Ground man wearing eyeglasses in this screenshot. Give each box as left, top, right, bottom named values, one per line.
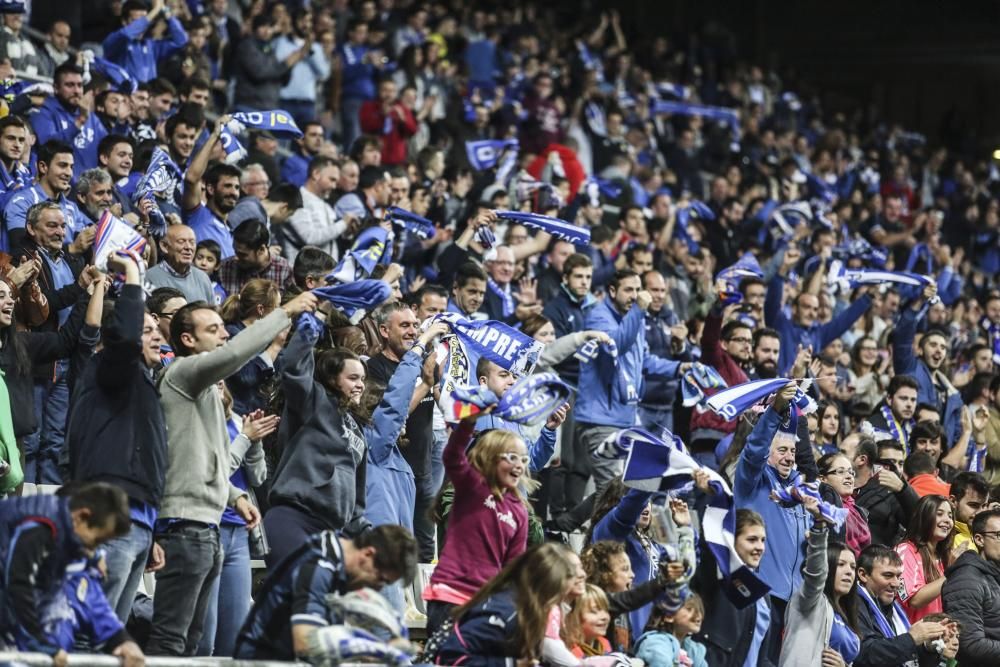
left=854, top=438, right=921, bottom=548
left=942, top=508, right=1000, bottom=663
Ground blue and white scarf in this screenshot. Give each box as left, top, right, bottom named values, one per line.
left=465, top=139, right=519, bottom=171
left=327, top=227, right=393, bottom=284
left=386, top=206, right=435, bottom=240
left=857, top=584, right=911, bottom=640
left=486, top=278, right=514, bottom=319
left=681, top=363, right=728, bottom=407
left=494, top=210, right=591, bottom=246
left=770, top=480, right=848, bottom=530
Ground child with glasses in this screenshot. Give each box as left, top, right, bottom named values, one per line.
left=422, top=411, right=538, bottom=639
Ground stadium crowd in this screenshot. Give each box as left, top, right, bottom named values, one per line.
left=2, top=0, right=1000, bottom=666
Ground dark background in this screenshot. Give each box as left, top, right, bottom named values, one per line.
left=614, top=0, right=1000, bottom=154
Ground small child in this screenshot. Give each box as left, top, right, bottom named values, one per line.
left=194, top=239, right=226, bottom=305
left=565, top=584, right=612, bottom=658
left=634, top=595, right=708, bottom=667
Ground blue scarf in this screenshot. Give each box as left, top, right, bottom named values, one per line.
left=770, top=481, right=848, bottom=530
left=857, top=584, right=910, bottom=640
left=879, top=404, right=912, bottom=451
left=681, top=363, right=728, bottom=407
left=230, top=110, right=303, bottom=138
left=386, top=206, right=435, bottom=240
left=465, top=139, right=518, bottom=170
left=674, top=201, right=714, bottom=253
left=486, top=278, right=514, bottom=319
left=494, top=210, right=591, bottom=246
left=311, top=279, right=391, bottom=319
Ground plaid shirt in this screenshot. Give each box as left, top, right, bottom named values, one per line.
left=218, top=255, right=295, bottom=297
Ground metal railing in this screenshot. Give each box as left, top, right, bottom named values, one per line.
left=0, top=653, right=312, bottom=666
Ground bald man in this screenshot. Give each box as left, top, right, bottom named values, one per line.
left=146, top=224, right=216, bottom=303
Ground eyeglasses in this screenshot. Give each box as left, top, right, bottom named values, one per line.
left=158, top=310, right=179, bottom=320
left=823, top=468, right=856, bottom=478
left=498, top=452, right=529, bottom=466
left=726, top=337, right=753, bottom=344
left=978, top=531, right=1000, bottom=542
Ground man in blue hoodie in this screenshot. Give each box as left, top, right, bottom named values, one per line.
left=733, top=381, right=812, bottom=665
left=101, top=0, right=188, bottom=84
left=31, top=63, right=86, bottom=148
left=575, top=269, right=688, bottom=491
left=893, top=282, right=965, bottom=446
left=764, top=246, right=874, bottom=374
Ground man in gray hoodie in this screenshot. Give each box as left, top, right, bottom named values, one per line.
left=146, top=290, right=317, bottom=656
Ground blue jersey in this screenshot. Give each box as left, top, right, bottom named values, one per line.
left=234, top=531, right=349, bottom=660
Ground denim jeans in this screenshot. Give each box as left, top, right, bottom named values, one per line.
left=430, top=428, right=446, bottom=493
left=24, top=361, right=69, bottom=484
left=101, top=523, right=153, bottom=623
left=146, top=522, right=223, bottom=656
left=197, top=524, right=252, bottom=657
left=413, top=470, right=437, bottom=563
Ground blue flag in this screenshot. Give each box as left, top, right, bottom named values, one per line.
left=674, top=201, right=714, bottom=253
left=328, top=227, right=393, bottom=284
left=466, top=139, right=518, bottom=170
left=715, top=252, right=764, bottom=303
left=386, top=206, right=435, bottom=240
left=494, top=210, right=590, bottom=245
left=133, top=147, right=182, bottom=235
left=495, top=372, right=572, bottom=426
left=93, top=57, right=137, bottom=94
left=706, top=378, right=815, bottom=422
left=681, top=363, right=728, bottom=408
left=618, top=428, right=770, bottom=608
left=229, top=110, right=303, bottom=138
left=312, top=279, right=392, bottom=318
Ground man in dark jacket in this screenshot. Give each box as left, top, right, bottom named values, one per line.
left=855, top=544, right=946, bottom=667
left=943, top=508, right=1000, bottom=663
left=67, top=253, right=167, bottom=623
left=638, top=269, right=690, bottom=438
left=17, top=201, right=96, bottom=484
left=541, top=252, right=595, bottom=514
left=232, top=14, right=310, bottom=112
left=854, top=439, right=920, bottom=547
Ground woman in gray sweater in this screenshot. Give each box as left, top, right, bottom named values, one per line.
left=779, top=496, right=861, bottom=667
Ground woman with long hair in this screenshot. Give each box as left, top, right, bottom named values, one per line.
left=263, top=310, right=434, bottom=570
left=895, top=494, right=962, bottom=623
left=220, top=279, right=283, bottom=414
left=847, top=336, right=886, bottom=413
left=779, top=493, right=861, bottom=667
left=817, top=452, right=871, bottom=555
left=429, top=543, right=578, bottom=666
left=815, top=401, right=842, bottom=456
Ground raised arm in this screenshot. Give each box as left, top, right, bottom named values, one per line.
left=168, top=292, right=315, bottom=397
left=734, top=383, right=796, bottom=500
left=96, top=259, right=143, bottom=391
left=182, top=115, right=230, bottom=211
left=592, top=487, right=654, bottom=542
left=366, top=349, right=423, bottom=466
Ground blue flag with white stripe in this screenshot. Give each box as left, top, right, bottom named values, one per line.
left=133, top=147, right=182, bottom=235
left=312, top=279, right=392, bottom=318
left=327, top=226, right=393, bottom=284
left=219, top=128, right=247, bottom=165
left=715, top=252, right=763, bottom=303
left=706, top=378, right=815, bottom=421
left=494, top=210, right=590, bottom=245
left=386, top=206, right=435, bottom=240
left=93, top=57, right=137, bottom=94
left=618, top=428, right=770, bottom=607
left=466, top=139, right=518, bottom=170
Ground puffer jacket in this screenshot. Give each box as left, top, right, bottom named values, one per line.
left=942, top=549, right=1000, bottom=663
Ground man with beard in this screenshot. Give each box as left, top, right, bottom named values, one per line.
left=894, top=283, right=965, bottom=446
left=0, top=115, right=31, bottom=210
left=690, top=300, right=752, bottom=468
left=74, top=168, right=117, bottom=224
left=31, top=62, right=87, bottom=146
left=182, top=115, right=238, bottom=258
left=576, top=269, right=686, bottom=491
left=750, top=327, right=781, bottom=379
left=146, top=224, right=215, bottom=304
left=5, top=141, right=90, bottom=255
left=864, top=375, right=919, bottom=451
